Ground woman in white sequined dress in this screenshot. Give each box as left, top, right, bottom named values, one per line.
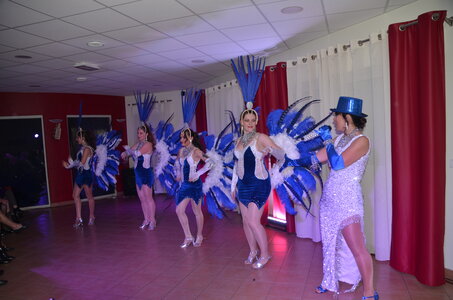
left=314, top=97, right=378, bottom=300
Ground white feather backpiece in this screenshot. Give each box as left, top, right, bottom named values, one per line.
left=270, top=133, right=300, bottom=160
left=202, top=150, right=223, bottom=194
left=154, top=140, right=170, bottom=177
left=270, top=165, right=294, bottom=189
left=95, top=144, right=107, bottom=176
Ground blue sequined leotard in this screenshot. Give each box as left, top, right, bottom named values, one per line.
left=176, top=154, right=203, bottom=205
left=75, top=146, right=94, bottom=188
left=233, top=137, right=271, bottom=209
left=133, top=142, right=154, bottom=190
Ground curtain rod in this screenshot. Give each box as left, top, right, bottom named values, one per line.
left=292, top=34, right=382, bottom=64
left=399, top=13, right=452, bottom=31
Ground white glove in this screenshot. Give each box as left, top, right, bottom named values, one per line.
left=189, top=158, right=214, bottom=181
left=65, top=157, right=81, bottom=169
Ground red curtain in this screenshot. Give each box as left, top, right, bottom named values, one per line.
left=195, top=90, right=209, bottom=213
left=255, top=62, right=295, bottom=233
left=388, top=11, right=446, bottom=286
left=195, top=90, right=207, bottom=133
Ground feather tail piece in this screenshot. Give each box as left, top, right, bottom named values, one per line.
left=181, top=88, right=202, bottom=125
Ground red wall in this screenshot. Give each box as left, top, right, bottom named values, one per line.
left=0, top=92, right=128, bottom=205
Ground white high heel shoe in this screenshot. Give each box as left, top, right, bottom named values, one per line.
left=180, top=237, right=194, bottom=248
left=73, top=218, right=83, bottom=228
left=252, top=256, right=272, bottom=269
left=244, top=250, right=258, bottom=265
left=139, top=220, right=150, bottom=230
left=193, top=236, right=203, bottom=247
left=148, top=221, right=156, bottom=231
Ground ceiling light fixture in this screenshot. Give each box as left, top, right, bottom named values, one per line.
left=76, top=77, right=87, bottom=81
left=191, top=59, right=205, bottom=63
left=87, top=41, right=104, bottom=47
left=281, top=6, right=303, bottom=14
left=74, top=62, right=100, bottom=71
left=15, top=55, right=32, bottom=59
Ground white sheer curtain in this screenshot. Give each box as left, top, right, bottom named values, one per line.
left=286, top=32, right=392, bottom=261
left=205, top=80, right=244, bottom=135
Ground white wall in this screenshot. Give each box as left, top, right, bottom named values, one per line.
left=444, top=7, right=453, bottom=272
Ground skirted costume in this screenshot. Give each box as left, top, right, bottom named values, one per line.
left=175, top=150, right=203, bottom=205
left=133, top=143, right=154, bottom=189
left=74, top=145, right=94, bottom=188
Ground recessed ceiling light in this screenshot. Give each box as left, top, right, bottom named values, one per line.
left=15, top=55, right=32, bottom=59
left=87, top=41, right=104, bottom=47
left=281, top=6, right=303, bottom=14
left=76, top=77, right=87, bottom=81
left=191, top=59, right=205, bottom=63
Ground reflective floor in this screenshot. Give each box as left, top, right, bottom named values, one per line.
left=1, top=194, right=451, bottom=300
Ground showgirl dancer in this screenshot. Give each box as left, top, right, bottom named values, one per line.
left=63, top=103, right=121, bottom=227
left=174, top=89, right=213, bottom=248
left=121, top=91, right=157, bottom=230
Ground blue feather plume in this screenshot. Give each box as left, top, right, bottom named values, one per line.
left=275, top=185, right=297, bottom=215
left=217, top=133, right=234, bottom=153
left=181, top=88, right=202, bottom=125
left=211, top=186, right=236, bottom=210
left=291, top=117, right=315, bottom=138
left=286, top=99, right=320, bottom=134
left=134, top=90, right=155, bottom=123
left=204, top=135, right=215, bottom=151
left=206, top=191, right=224, bottom=219
left=226, top=110, right=240, bottom=138
left=266, top=109, right=283, bottom=135
left=231, top=55, right=265, bottom=105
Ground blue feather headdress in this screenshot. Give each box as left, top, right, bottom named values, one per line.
left=181, top=88, right=202, bottom=139
left=134, top=90, right=155, bottom=131
left=231, top=55, right=265, bottom=125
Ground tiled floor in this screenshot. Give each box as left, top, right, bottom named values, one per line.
left=1, top=194, right=452, bottom=300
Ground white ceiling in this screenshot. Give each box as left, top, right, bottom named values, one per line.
left=0, top=0, right=415, bottom=96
